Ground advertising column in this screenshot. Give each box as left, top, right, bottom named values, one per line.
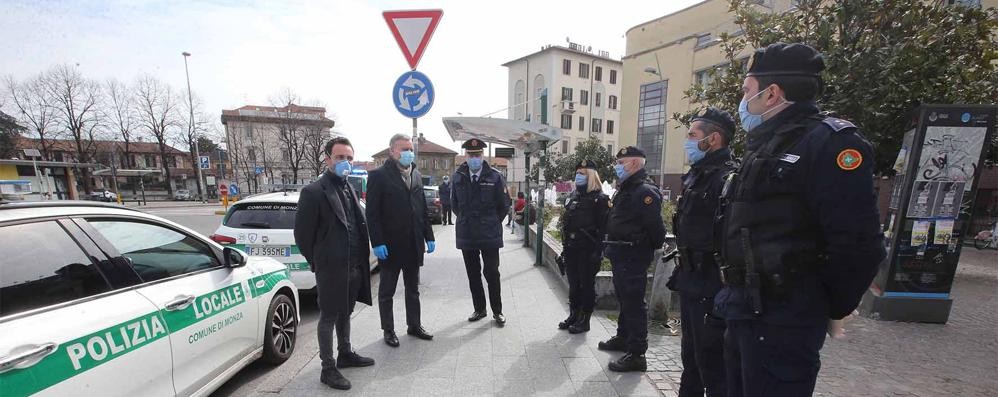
left=861, top=104, right=996, bottom=323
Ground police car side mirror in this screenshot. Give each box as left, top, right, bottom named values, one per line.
left=223, top=247, right=247, bottom=268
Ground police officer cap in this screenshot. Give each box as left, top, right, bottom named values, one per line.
left=575, top=159, right=597, bottom=170
left=746, top=42, right=825, bottom=78
left=691, top=107, right=735, bottom=142
left=462, top=138, right=486, bottom=152
left=616, top=146, right=645, bottom=159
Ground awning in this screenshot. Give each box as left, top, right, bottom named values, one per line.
left=0, top=159, right=100, bottom=168
left=441, top=117, right=563, bottom=153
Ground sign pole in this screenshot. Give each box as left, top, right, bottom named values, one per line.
left=413, top=118, right=419, bottom=158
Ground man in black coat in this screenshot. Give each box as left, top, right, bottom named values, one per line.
left=439, top=175, right=453, bottom=225
left=294, top=137, right=375, bottom=391
left=366, top=133, right=435, bottom=347
left=451, top=138, right=511, bottom=326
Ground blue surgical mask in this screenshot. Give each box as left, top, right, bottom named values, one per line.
left=468, top=157, right=483, bottom=171
left=614, top=164, right=628, bottom=180
left=399, top=150, right=415, bottom=167
left=575, top=173, right=588, bottom=187
left=738, top=87, right=788, bottom=132
left=684, top=138, right=707, bottom=164
left=333, top=159, right=352, bottom=177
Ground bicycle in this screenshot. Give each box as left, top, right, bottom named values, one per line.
left=973, top=227, right=997, bottom=250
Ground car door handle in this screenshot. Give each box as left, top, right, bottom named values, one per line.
left=0, top=343, right=58, bottom=374
left=165, top=295, right=197, bottom=311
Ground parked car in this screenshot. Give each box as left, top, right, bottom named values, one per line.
left=89, top=189, right=117, bottom=202
left=347, top=171, right=368, bottom=201
left=211, top=192, right=378, bottom=290
left=423, top=186, right=443, bottom=225
left=0, top=201, right=299, bottom=396
left=173, top=189, right=192, bottom=201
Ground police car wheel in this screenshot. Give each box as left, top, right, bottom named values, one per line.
left=262, top=293, right=297, bottom=364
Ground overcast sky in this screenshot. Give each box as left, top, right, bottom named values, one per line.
left=3, top=0, right=699, bottom=160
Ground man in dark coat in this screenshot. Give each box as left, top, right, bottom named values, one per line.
left=366, top=133, right=435, bottom=347
left=294, top=137, right=375, bottom=390
left=439, top=175, right=453, bottom=225
left=451, top=138, right=511, bottom=326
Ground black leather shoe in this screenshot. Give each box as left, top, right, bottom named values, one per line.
left=320, top=368, right=351, bottom=390
left=608, top=353, right=647, bottom=372
left=468, top=311, right=487, bottom=322
left=336, top=351, right=375, bottom=368
left=597, top=336, right=627, bottom=352
left=568, top=312, right=591, bottom=334
left=558, top=309, right=579, bottom=330
left=407, top=326, right=434, bottom=340
left=384, top=331, right=400, bottom=347
left=494, top=314, right=506, bottom=326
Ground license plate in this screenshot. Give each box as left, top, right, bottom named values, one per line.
left=247, top=246, right=290, bottom=257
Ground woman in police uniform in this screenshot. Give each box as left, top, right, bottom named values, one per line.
left=557, top=159, right=610, bottom=334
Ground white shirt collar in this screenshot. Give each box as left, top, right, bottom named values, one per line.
left=471, top=169, right=482, bottom=179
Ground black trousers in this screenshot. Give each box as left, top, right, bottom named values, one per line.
left=442, top=205, right=453, bottom=224
left=565, top=242, right=600, bottom=312
left=378, top=263, right=421, bottom=331
left=607, top=246, right=653, bottom=355
left=461, top=249, right=502, bottom=314
left=317, top=261, right=362, bottom=370
left=678, top=294, right=726, bottom=397
left=724, top=319, right=826, bottom=397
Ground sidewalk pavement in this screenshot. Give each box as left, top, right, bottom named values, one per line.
left=270, top=225, right=662, bottom=396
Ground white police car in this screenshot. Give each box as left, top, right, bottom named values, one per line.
left=211, top=192, right=377, bottom=291
left=0, top=201, right=299, bottom=397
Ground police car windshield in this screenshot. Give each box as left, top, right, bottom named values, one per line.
left=225, top=203, right=296, bottom=230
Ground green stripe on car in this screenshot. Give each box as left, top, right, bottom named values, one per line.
left=0, top=278, right=276, bottom=397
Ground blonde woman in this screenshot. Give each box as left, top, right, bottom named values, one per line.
left=556, top=159, right=610, bottom=333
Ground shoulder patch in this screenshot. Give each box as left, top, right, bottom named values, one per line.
left=836, top=149, right=863, bottom=171
left=643, top=196, right=653, bottom=205
left=822, top=117, right=856, bottom=133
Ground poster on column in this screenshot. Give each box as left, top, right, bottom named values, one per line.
left=933, top=219, right=954, bottom=246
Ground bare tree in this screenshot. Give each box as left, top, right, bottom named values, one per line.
left=42, top=65, right=103, bottom=194
left=105, top=79, right=138, bottom=168
left=135, top=75, right=179, bottom=196
left=303, top=125, right=328, bottom=180
left=178, top=91, right=213, bottom=197
left=270, top=88, right=311, bottom=184
left=6, top=74, right=60, bottom=160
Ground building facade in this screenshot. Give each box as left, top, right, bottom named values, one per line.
left=503, top=43, right=622, bottom=184
left=371, top=134, right=458, bottom=185
left=221, top=104, right=335, bottom=193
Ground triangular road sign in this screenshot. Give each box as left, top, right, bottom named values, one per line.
left=383, top=9, right=443, bottom=70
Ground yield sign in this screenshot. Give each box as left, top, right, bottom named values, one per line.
left=383, top=9, right=443, bottom=70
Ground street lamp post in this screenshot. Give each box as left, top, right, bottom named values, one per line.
left=182, top=51, right=206, bottom=202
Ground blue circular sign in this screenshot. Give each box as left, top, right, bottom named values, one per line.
left=229, top=184, right=240, bottom=195
left=393, top=71, right=434, bottom=118
left=961, top=112, right=971, bottom=123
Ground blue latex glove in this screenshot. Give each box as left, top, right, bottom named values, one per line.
left=426, top=241, right=436, bottom=253
left=373, top=245, right=389, bottom=260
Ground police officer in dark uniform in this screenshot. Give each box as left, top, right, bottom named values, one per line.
left=668, top=107, right=737, bottom=397
left=557, top=159, right=610, bottom=334
left=714, top=42, right=886, bottom=396
left=451, top=138, right=512, bottom=326
left=598, top=146, right=667, bottom=372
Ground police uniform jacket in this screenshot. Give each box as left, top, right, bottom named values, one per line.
left=606, top=168, right=667, bottom=252
left=714, top=101, right=886, bottom=326
left=672, top=147, right=735, bottom=298
left=561, top=188, right=610, bottom=248
left=451, top=161, right=511, bottom=250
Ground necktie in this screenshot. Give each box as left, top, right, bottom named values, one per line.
left=473, top=175, right=479, bottom=184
